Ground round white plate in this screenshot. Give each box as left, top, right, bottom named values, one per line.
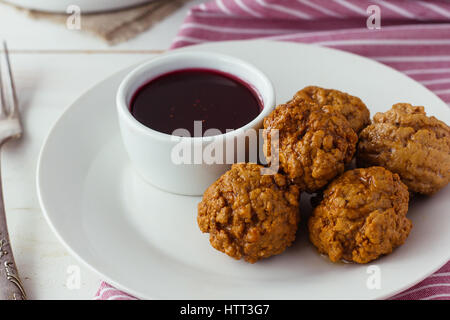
left=37, top=40, right=450, bottom=299
left=4, top=0, right=153, bottom=13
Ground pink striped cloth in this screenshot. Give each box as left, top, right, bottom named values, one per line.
left=95, top=0, right=450, bottom=300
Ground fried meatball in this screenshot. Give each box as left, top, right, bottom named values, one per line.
left=308, top=167, right=412, bottom=264
left=197, top=163, right=300, bottom=263
left=357, top=103, right=450, bottom=195
left=292, top=86, right=370, bottom=134
left=263, top=101, right=358, bottom=193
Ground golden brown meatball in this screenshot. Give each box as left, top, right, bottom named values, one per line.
left=263, top=101, right=358, bottom=193
left=308, top=167, right=412, bottom=264
left=357, top=103, right=450, bottom=195
left=292, top=86, right=370, bottom=134
left=197, top=163, right=300, bottom=263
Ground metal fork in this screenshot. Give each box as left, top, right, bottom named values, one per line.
left=0, top=41, right=26, bottom=300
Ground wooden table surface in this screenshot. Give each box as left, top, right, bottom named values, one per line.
left=0, top=0, right=203, bottom=299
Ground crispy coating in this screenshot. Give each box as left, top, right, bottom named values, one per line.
left=263, top=101, right=358, bottom=193
left=292, top=86, right=371, bottom=134
left=357, top=103, right=450, bottom=195
left=308, top=167, right=412, bottom=264
left=197, top=163, right=300, bottom=263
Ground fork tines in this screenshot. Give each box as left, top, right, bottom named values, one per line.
left=0, top=41, right=19, bottom=118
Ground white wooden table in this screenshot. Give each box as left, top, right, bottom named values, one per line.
left=0, top=0, right=204, bottom=299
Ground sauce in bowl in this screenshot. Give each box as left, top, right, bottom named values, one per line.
left=130, top=69, right=262, bottom=137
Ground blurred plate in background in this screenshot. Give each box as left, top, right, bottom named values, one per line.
left=3, top=0, right=154, bottom=13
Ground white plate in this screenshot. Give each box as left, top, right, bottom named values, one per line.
left=4, top=0, right=153, bottom=13
left=37, top=40, right=450, bottom=299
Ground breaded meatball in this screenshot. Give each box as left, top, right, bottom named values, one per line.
left=198, top=163, right=300, bottom=263
left=357, top=103, right=450, bottom=195
left=263, top=101, right=358, bottom=193
left=308, top=167, right=412, bottom=264
left=292, top=86, right=370, bottom=133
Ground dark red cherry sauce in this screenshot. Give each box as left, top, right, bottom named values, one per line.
left=130, top=69, right=262, bottom=137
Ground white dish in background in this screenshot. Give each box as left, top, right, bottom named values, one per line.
left=3, top=0, right=153, bottom=13
left=37, top=40, right=450, bottom=299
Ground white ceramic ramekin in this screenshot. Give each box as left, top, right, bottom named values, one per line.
left=116, top=51, right=275, bottom=196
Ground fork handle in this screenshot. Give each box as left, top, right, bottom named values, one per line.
left=0, top=157, right=26, bottom=300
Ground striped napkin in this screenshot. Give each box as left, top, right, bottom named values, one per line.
left=95, top=0, right=450, bottom=300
